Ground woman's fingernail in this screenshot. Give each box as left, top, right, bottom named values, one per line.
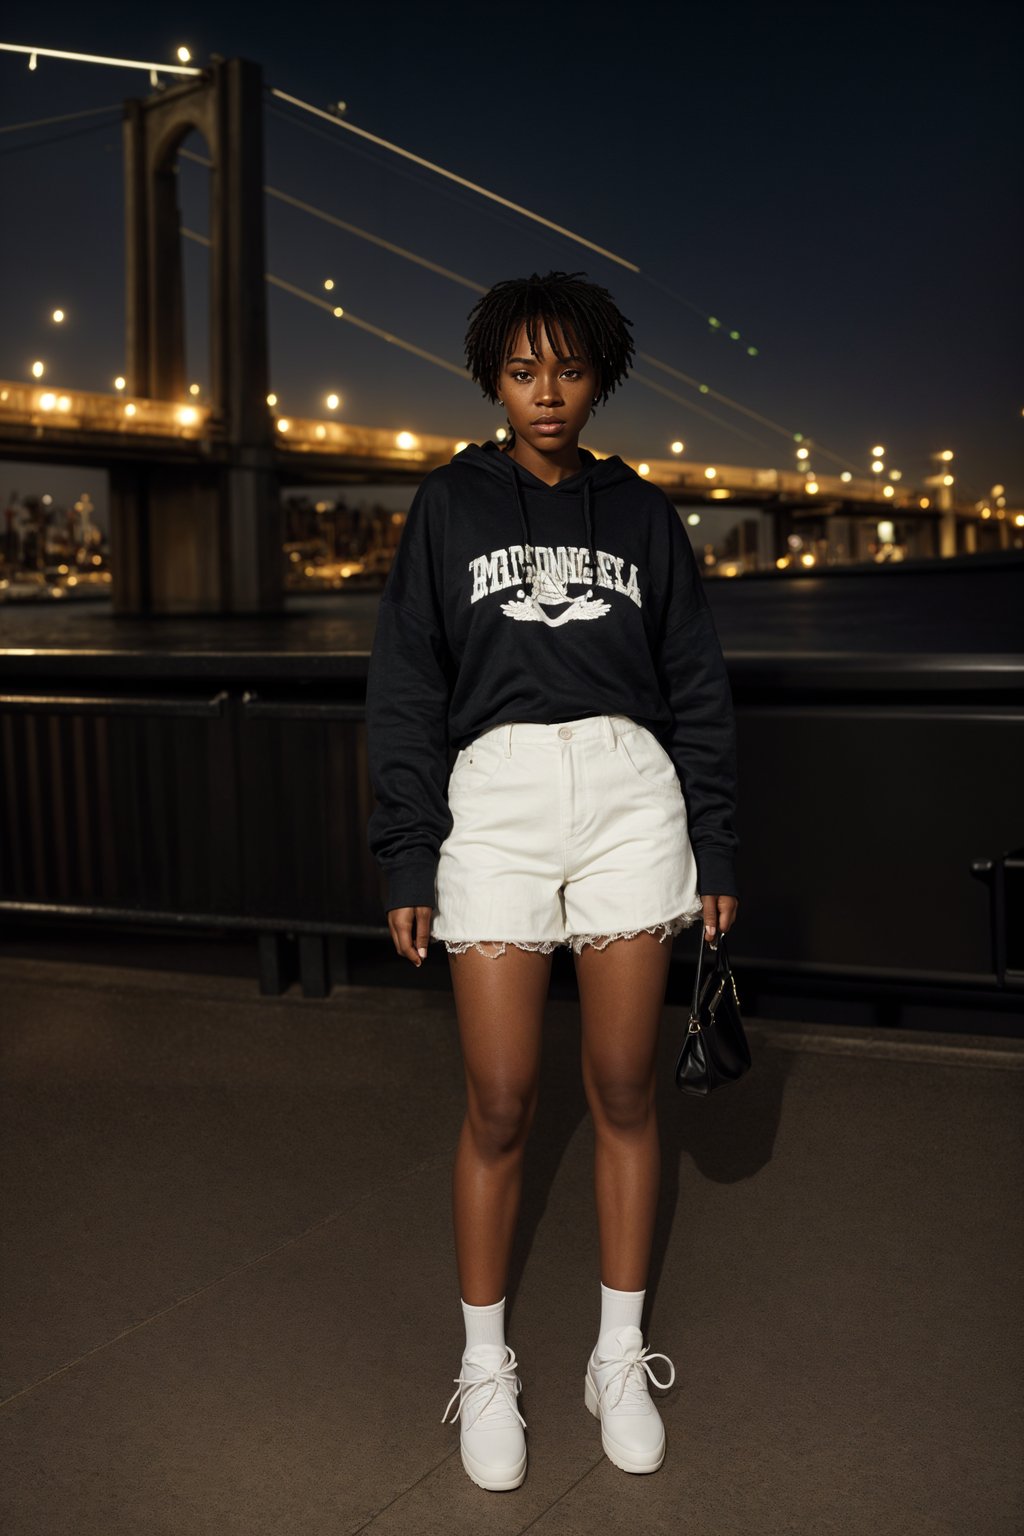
left=417, top=947, right=427, bottom=958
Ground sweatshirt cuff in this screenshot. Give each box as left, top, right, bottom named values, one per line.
left=692, top=847, right=739, bottom=900
left=385, top=861, right=438, bottom=913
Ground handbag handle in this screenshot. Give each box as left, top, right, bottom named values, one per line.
left=688, top=928, right=730, bottom=1034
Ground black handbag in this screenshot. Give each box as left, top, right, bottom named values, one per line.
left=674, top=930, right=751, bottom=1095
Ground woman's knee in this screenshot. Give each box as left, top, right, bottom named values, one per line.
left=586, top=1075, right=655, bottom=1132
left=466, top=1084, right=537, bottom=1154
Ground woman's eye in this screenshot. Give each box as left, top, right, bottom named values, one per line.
left=511, top=369, right=582, bottom=382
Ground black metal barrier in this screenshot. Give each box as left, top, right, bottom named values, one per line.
left=0, top=665, right=1021, bottom=1024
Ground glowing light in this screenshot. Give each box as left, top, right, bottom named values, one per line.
left=806, top=481, right=819, bottom=494
left=686, top=513, right=701, bottom=526
left=801, top=553, right=815, bottom=566
left=840, top=472, right=852, bottom=482
left=992, top=484, right=1005, bottom=496
left=277, top=418, right=291, bottom=432
left=124, top=402, right=137, bottom=416
left=114, top=376, right=126, bottom=390
left=177, top=405, right=199, bottom=426
left=872, top=444, right=885, bottom=457
left=454, top=440, right=469, bottom=454
left=396, top=431, right=418, bottom=450
left=325, top=393, right=340, bottom=410
left=729, top=330, right=740, bottom=340
left=189, top=383, right=200, bottom=396
left=981, top=508, right=992, bottom=519
left=638, top=463, right=650, bottom=477
left=942, top=474, right=954, bottom=486
left=266, top=393, right=278, bottom=407
left=939, top=449, right=954, bottom=461
left=57, top=395, right=71, bottom=412
left=878, top=520, right=895, bottom=543
left=39, top=392, right=56, bottom=410
left=871, top=460, right=884, bottom=473
left=919, top=497, right=930, bottom=508
left=31, top=360, right=44, bottom=378
left=52, top=309, right=65, bottom=323
left=1014, top=514, right=1024, bottom=527
left=883, top=484, right=895, bottom=498
left=315, top=424, right=326, bottom=439
left=176, top=45, right=191, bottom=63
left=670, top=440, right=684, bottom=454
left=888, top=469, right=902, bottom=481
left=496, top=426, right=508, bottom=441
left=775, top=556, right=789, bottom=569
left=324, top=278, right=334, bottom=291
left=796, top=447, right=809, bottom=460
left=704, top=467, right=717, bottom=479
left=332, top=306, right=344, bottom=317
left=996, top=495, right=1006, bottom=507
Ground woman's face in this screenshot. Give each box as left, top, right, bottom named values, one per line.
left=498, top=317, right=598, bottom=453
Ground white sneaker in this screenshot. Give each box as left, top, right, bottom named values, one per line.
left=442, top=1342, right=527, bottom=1491
left=584, top=1323, right=676, bottom=1474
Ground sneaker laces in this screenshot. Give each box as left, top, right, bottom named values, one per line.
left=592, top=1332, right=676, bottom=1413
left=441, top=1344, right=527, bottom=1430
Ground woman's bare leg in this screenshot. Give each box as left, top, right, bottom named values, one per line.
left=574, top=932, right=674, bottom=1290
left=448, top=944, right=554, bottom=1304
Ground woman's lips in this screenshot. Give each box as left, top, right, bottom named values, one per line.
left=532, top=422, right=565, bottom=434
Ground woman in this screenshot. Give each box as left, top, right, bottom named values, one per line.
left=366, top=270, right=739, bottom=1492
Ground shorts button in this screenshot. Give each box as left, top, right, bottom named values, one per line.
left=558, top=726, right=573, bottom=739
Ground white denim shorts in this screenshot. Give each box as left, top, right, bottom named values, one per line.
left=430, top=713, right=704, bottom=958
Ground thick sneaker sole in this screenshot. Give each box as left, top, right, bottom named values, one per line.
left=460, top=1436, right=527, bottom=1491
left=584, top=1369, right=666, bottom=1474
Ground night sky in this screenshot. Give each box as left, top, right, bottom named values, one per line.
left=2, top=2, right=1022, bottom=511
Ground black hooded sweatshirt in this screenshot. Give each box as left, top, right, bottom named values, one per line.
left=365, top=439, right=739, bottom=912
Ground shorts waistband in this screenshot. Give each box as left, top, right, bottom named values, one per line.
left=473, top=714, right=638, bottom=755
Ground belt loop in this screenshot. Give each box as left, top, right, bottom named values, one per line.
left=603, top=714, right=617, bottom=751
left=504, top=721, right=513, bottom=756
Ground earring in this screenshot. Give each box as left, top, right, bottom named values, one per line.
left=498, top=399, right=504, bottom=406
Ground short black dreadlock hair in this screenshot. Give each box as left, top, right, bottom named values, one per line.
left=464, top=269, right=635, bottom=412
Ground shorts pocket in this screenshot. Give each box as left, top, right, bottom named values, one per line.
left=448, top=733, right=507, bottom=792
left=614, top=727, right=681, bottom=797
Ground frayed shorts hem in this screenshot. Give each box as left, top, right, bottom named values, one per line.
left=432, top=905, right=704, bottom=959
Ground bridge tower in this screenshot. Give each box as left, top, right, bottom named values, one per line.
left=112, top=56, right=283, bottom=615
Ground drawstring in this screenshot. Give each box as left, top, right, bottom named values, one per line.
left=510, top=467, right=598, bottom=593
left=583, top=478, right=597, bottom=590
left=511, top=470, right=534, bottom=589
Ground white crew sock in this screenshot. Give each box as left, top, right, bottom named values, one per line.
left=598, top=1281, right=645, bottom=1348
left=461, top=1295, right=506, bottom=1354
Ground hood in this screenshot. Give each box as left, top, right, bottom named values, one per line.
left=452, top=439, right=639, bottom=591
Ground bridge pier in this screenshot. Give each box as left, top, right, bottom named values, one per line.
left=118, top=56, right=283, bottom=616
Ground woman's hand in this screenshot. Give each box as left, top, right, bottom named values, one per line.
left=701, top=894, right=738, bottom=942
left=387, top=905, right=433, bottom=968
